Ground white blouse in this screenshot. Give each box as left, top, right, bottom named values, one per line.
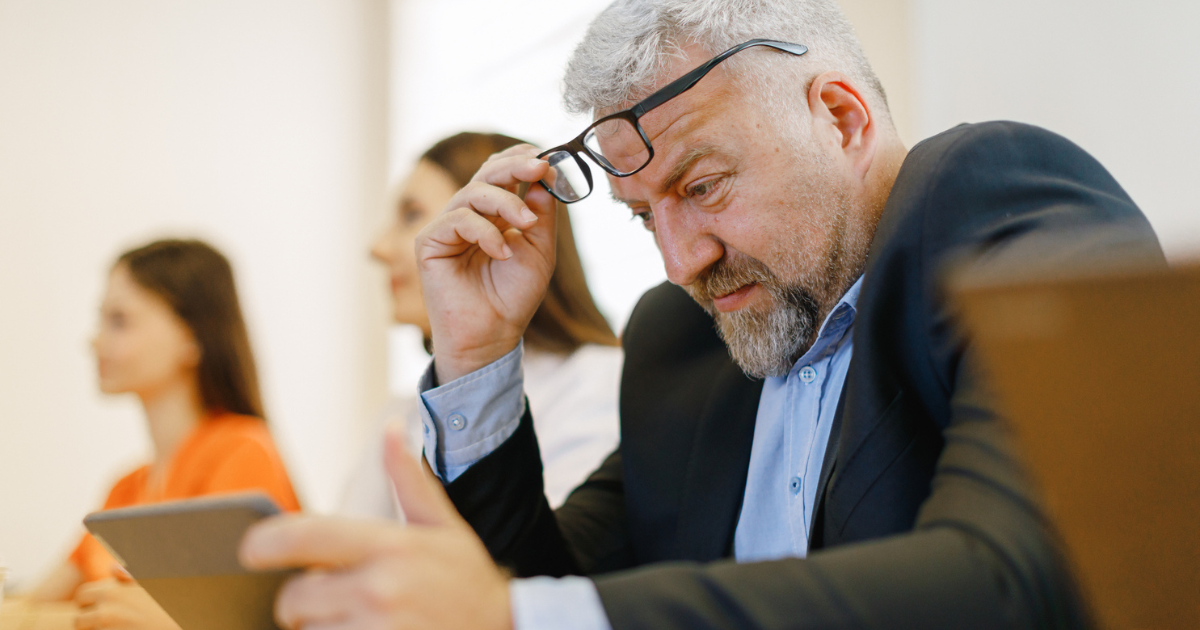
left=339, top=343, right=623, bottom=517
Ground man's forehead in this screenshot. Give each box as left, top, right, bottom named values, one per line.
left=598, top=73, right=737, bottom=165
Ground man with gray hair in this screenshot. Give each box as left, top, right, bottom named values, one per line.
left=240, top=0, right=1161, bottom=628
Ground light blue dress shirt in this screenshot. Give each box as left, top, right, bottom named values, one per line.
left=416, top=276, right=861, bottom=630
left=734, top=276, right=860, bottom=561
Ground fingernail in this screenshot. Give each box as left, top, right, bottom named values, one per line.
left=528, top=158, right=544, bottom=169
left=502, top=244, right=514, bottom=259
left=520, top=207, right=537, bottom=224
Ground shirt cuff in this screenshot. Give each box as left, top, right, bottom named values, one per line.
left=510, top=576, right=613, bottom=630
left=418, top=342, right=526, bottom=481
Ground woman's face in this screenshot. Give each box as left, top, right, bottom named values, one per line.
left=370, top=160, right=460, bottom=335
left=92, top=264, right=200, bottom=397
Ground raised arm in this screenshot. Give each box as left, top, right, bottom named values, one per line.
left=416, top=145, right=556, bottom=384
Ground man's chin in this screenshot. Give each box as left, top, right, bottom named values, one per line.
left=707, top=301, right=817, bottom=379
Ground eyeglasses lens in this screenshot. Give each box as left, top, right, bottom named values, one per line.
left=543, top=150, right=590, bottom=202
left=583, top=117, right=648, bottom=176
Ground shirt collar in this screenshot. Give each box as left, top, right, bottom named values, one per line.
left=821, top=274, right=863, bottom=337
left=788, top=274, right=863, bottom=373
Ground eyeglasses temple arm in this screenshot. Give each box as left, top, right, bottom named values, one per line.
left=632, top=39, right=808, bottom=117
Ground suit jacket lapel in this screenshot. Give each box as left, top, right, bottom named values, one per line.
left=671, top=361, right=763, bottom=562
left=808, top=386, right=847, bottom=549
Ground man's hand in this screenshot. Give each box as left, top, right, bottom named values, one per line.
left=239, top=428, right=513, bottom=630
left=416, top=145, right=555, bottom=383
left=73, top=579, right=181, bottom=630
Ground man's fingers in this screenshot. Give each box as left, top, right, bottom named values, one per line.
left=480, top=143, right=541, bottom=167
left=420, top=208, right=512, bottom=261
left=448, top=182, right=540, bottom=231
left=274, top=556, right=442, bottom=630
left=239, top=515, right=405, bottom=571
left=384, top=425, right=459, bottom=527
left=520, top=185, right=559, bottom=257
left=274, top=570, right=352, bottom=629
left=471, top=150, right=548, bottom=189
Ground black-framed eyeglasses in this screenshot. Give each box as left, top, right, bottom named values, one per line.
left=536, top=38, right=808, bottom=204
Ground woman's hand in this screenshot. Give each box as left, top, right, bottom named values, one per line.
left=415, top=145, right=556, bottom=383
left=27, top=562, right=84, bottom=603
left=74, top=579, right=180, bottom=630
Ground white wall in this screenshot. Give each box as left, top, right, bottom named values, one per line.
left=912, top=0, right=1200, bottom=259
left=0, top=0, right=389, bottom=585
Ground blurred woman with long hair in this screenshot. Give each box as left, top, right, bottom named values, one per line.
left=30, top=239, right=300, bottom=629
left=341, top=132, right=622, bottom=513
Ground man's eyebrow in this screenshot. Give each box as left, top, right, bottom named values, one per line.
left=660, top=146, right=718, bottom=195
left=608, top=146, right=720, bottom=206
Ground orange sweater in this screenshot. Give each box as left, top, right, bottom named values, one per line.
left=69, top=412, right=301, bottom=582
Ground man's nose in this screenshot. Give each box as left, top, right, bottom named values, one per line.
left=654, top=204, right=723, bottom=286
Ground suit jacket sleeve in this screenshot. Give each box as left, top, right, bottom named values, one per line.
left=443, top=290, right=693, bottom=579
left=445, top=409, right=634, bottom=578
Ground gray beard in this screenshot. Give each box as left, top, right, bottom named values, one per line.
left=711, top=283, right=820, bottom=378
left=685, top=255, right=822, bottom=379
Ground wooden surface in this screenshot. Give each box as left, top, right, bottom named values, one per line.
left=0, top=600, right=75, bottom=630
left=957, top=264, right=1200, bottom=630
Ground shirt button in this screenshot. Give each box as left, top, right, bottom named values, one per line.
left=789, top=476, right=802, bottom=495
left=799, top=366, right=817, bottom=383
left=448, top=413, right=468, bottom=431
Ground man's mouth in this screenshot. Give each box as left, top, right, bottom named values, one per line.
left=712, top=282, right=760, bottom=313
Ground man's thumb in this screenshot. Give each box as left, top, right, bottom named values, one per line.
left=383, top=425, right=458, bottom=527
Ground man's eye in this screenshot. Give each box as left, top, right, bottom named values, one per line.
left=631, top=208, right=654, bottom=231
left=686, top=176, right=723, bottom=199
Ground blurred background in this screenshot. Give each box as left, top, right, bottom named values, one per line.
left=1, top=0, right=1197, bottom=586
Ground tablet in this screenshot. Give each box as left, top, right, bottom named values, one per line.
left=84, top=492, right=292, bottom=630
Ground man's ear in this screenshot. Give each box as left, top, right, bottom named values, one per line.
left=807, top=71, right=877, bottom=179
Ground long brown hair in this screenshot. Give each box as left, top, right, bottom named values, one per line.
left=117, top=239, right=265, bottom=419
left=422, top=132, right=619, bottom=353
